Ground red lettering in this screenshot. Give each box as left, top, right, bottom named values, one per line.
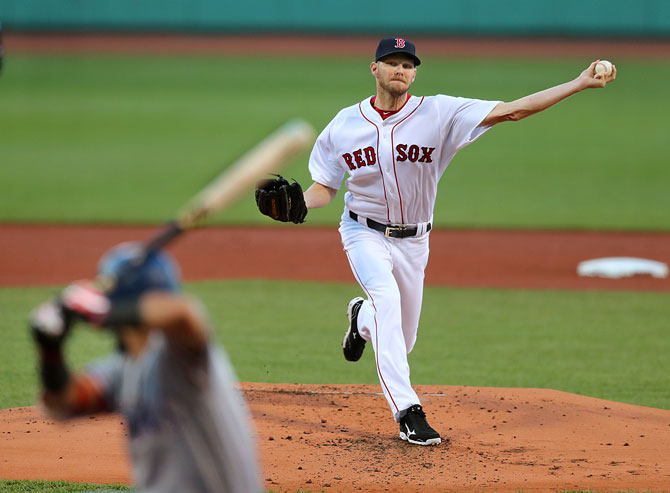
left=342, top=153, right=355, bottom=171
left=396, top=144, right=408, bottom=162
left=395, top=38, right=406, bottom=49
left=363, top=146, right=376, bottom=166
left=353, top=149, right=366, bottom=168
left=419, top=147, right=435, bottom=163
left=408, top=145, right=419, bottom=162
left=396, top=143, right=437, bottom=165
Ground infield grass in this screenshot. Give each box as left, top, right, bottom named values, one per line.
left=2, top=280, right=668, bottom=411
left=0, top=480, right=132, bottom=491
left=1, top=55, right=669, bottom=230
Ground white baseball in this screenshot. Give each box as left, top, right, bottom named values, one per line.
left=594, top=60, right=613, bottom=76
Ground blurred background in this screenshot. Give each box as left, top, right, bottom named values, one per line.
left=1, top=0, right=669, bottom=36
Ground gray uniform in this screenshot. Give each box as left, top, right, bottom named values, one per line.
left=88, top=332, right=261, bottom=493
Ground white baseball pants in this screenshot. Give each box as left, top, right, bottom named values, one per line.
left=339, top=212, right=431, bottom=422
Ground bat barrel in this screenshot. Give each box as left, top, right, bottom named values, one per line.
left=177, top=118, right=315, bottom=229
left=95, top=118, right=315, bottom=294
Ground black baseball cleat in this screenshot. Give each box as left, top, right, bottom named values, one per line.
left=343, top=297, right=365, bottom=362
left=399, top=405, right=442, bottom=446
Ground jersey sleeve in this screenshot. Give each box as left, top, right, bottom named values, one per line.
left=162, top=333, right=214, bottom=391
left=308, top=118, right=346, bottom=190
left=84, top=352, right=124, bottom=411
left=438, top=95, right=501, bottom=153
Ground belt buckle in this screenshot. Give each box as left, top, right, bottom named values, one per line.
left=384, top=225, right=405, bottom=238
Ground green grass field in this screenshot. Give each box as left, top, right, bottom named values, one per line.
left=3, top=280, right=669, bottom=411
left=0, top=480, right=132, bottom=492
left=1, top=280, right=668, bottom=489
left=1, top=55, right=669, bottom=229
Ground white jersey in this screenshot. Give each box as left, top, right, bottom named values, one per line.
left=309, top=94, right=500, bottom=225
left=312, top=93, right=500, bottom=422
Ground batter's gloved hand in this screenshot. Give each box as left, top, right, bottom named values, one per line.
left=60, top=280, right=111, bottom=327
left=29, top=300, right=73, bottom=349
left=255, top=175, right=307, bottom=224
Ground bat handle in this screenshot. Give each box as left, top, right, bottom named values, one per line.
left=144, top=220, right=184, bottom=254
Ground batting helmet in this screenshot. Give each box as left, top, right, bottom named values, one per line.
left=97, top=242, right=181, bottom=302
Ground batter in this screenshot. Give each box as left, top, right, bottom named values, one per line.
left=29, top=243, right=262, bottom=491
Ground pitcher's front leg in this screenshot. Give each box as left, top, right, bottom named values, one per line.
left=344, top=247, right=420, bottom=421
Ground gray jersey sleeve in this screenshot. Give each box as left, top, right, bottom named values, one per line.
left=85, top=351, right=125, bottom=411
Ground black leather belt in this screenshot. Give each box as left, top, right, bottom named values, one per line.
left=349, top=211, right=431, bottom=238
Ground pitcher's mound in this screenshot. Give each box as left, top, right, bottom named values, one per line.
left=2, top=383, right=670, bottom=492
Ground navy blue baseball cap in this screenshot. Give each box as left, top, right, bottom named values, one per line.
left=375, top=37, right=421, bottom=66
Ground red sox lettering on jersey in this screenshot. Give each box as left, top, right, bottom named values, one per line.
left=342, top=145, right=435, bottom=170
left=310, top=94, right=500, bottom=227
left=395, top=144, right=435, bottom=163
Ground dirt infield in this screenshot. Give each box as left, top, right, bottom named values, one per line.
left=2, top=384, right=670, bottom=492
left=1, top=224, right=670, bottom=491
left=1, top=224, right=669, bottom=291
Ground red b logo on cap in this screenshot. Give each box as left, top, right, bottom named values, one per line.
left=395, top=38, right=406, bottom=48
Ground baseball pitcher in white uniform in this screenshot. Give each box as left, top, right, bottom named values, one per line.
left=256, top=36, right=616, bottom=446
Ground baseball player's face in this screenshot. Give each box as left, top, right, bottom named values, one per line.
left=372, top=55, right=417, bottom=97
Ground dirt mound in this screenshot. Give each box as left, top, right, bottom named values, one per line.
left=2, top=383, right=670, bottom=492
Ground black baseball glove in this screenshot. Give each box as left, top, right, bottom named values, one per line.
left=255, top=175, right=307, bottom=224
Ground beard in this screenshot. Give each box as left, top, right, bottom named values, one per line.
left=378, top=78, right=411, bottom=97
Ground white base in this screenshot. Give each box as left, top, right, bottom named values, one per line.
left=577, top=257, right=668, bottom=279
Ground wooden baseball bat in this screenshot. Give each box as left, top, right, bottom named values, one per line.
left=98, top=118, right=316, bottom=290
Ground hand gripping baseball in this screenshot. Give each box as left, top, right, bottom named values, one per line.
left=255, top=175, right=308, bottom=224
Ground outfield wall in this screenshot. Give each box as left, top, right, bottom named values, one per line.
left=0, top=0, right=669, bottom=37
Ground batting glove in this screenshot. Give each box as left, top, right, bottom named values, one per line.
left=61, top=280, right=111, bottom=326
left=29, top=300, right=71, bottom=349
